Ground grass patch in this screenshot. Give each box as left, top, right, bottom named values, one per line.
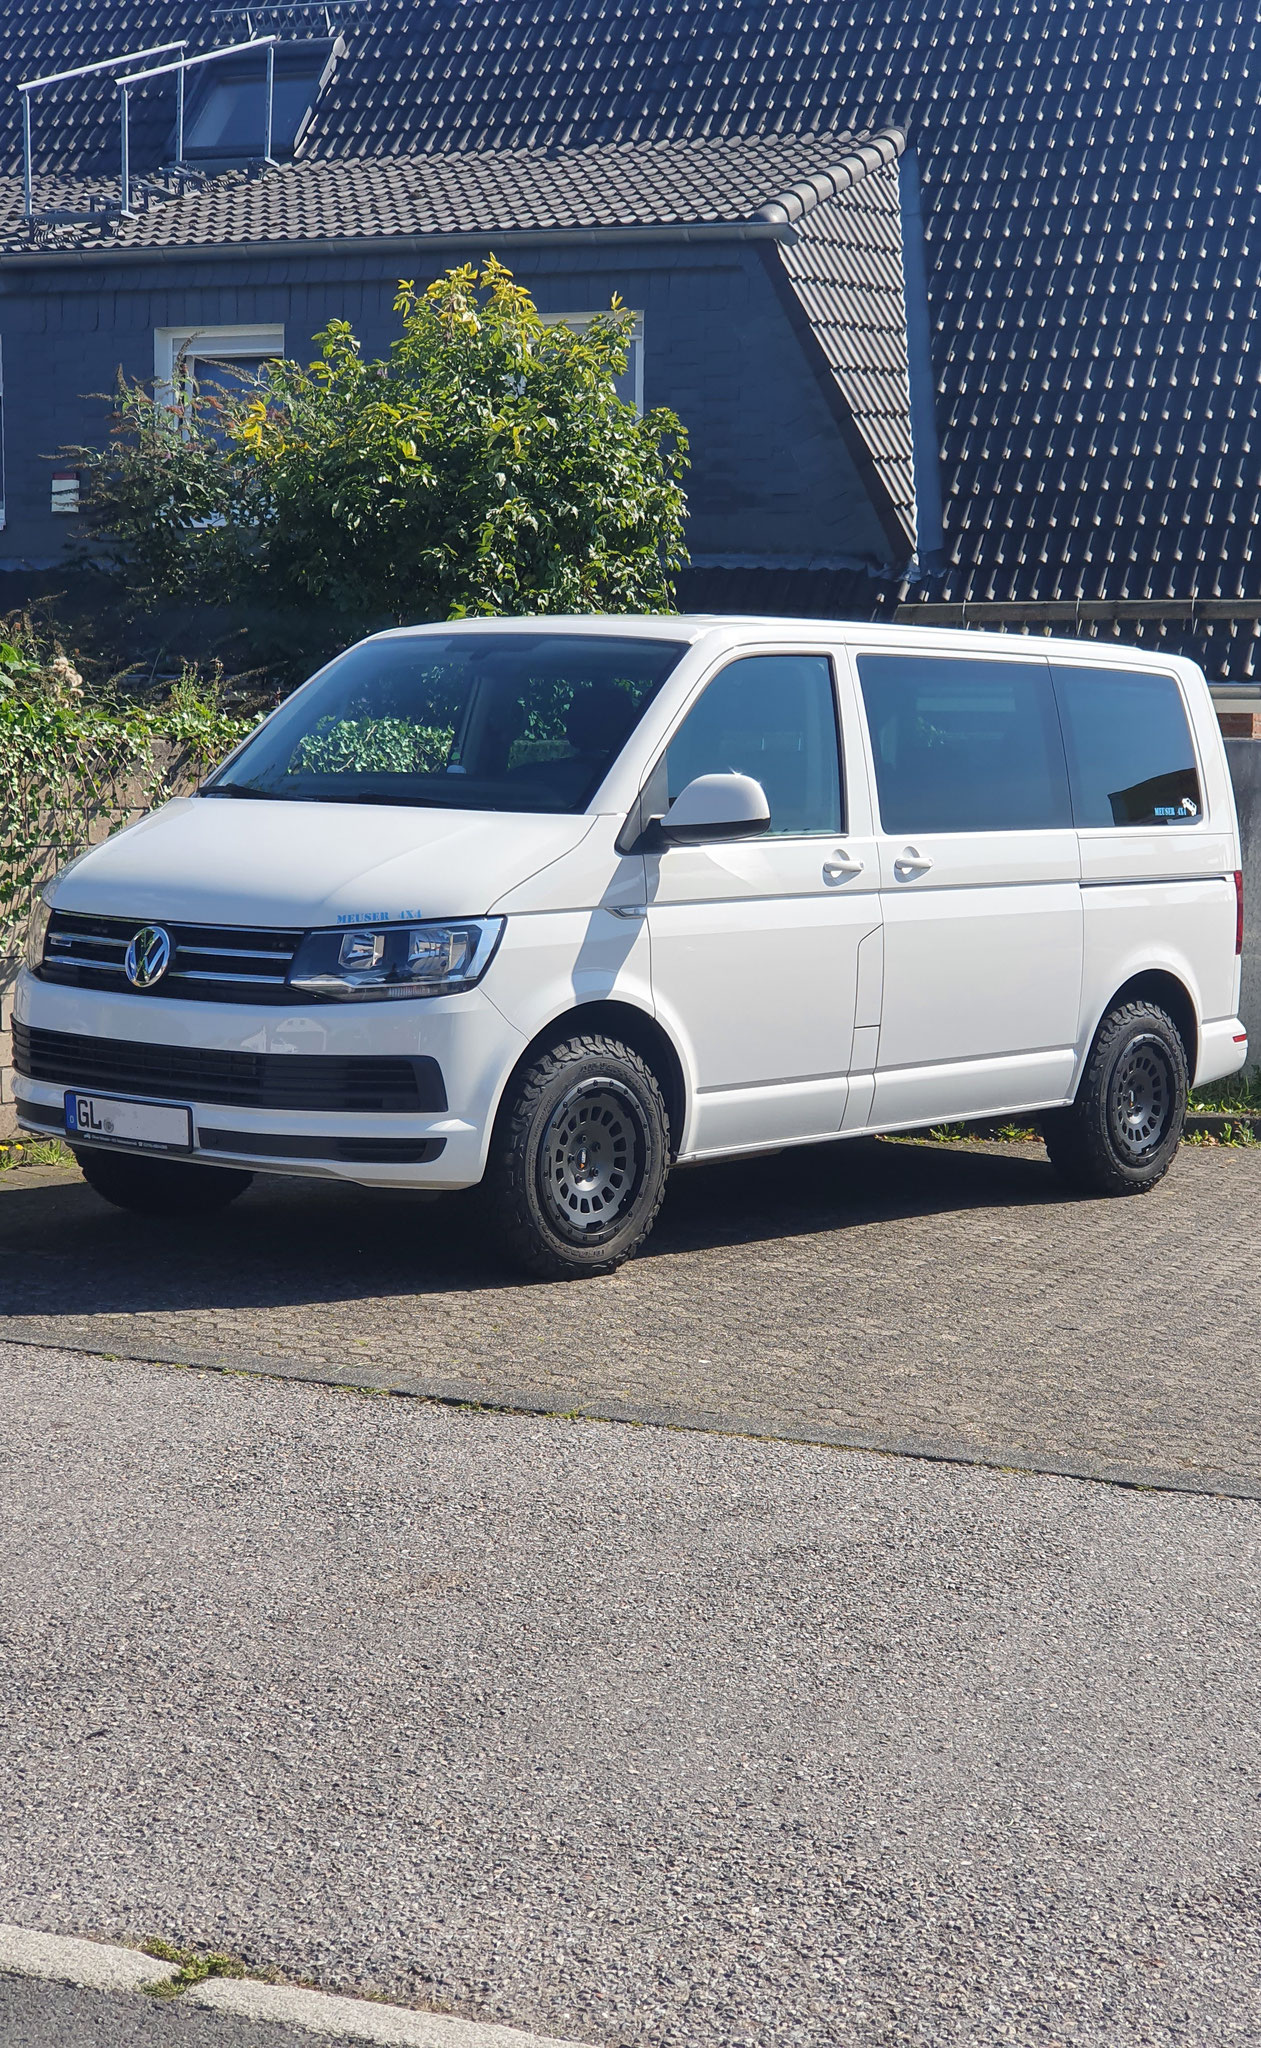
left=1190, top=1066, right=1261, bottom=1116
left=140, top=1937, right=267, bottom=1999
left=0, top=1136, right=73, bottom=1170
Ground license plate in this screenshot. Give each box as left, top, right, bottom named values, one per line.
left=64, top=1091, right=193, bottom=1153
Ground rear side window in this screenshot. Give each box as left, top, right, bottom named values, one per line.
left=665, top=654, right=843, bottom=835
left=1051, top=666, right=1203, bottom=826
left=856, top=653, right=1071, bottom=833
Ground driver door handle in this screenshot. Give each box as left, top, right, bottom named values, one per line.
left=822, top=847, right=865, bottom=882
left=893, top=845, right=934, bottom=878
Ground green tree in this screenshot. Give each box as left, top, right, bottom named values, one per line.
left=75, top=259, right=689, bottom=639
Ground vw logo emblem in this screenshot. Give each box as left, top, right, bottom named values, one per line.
left=124, top=925, right=171, bottom=989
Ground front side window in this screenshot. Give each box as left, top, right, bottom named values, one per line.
left=663, top=654, right=843, bottom=836
left=857, top=652, right=1071, bottom=833
left=202, top=632, right=686, bottom=814
left=1052, top=665, right=1203, bottom=826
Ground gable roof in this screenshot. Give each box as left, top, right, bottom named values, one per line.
left=0, top=127, right=905, bottom=249
left=5, top=0, right=1261, bottom=673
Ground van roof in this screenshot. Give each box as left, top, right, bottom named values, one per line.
left=379, top=615, right=1206, bottom=676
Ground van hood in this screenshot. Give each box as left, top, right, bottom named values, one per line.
left=50, top=797, right=595, bottom=927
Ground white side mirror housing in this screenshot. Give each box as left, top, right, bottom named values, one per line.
left=657, top=772, right=771, bottom=846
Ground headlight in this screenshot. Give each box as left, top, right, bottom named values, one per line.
left=287, top=918, right=504, bottom=1000
left=25, top=893, right=53, bottom=973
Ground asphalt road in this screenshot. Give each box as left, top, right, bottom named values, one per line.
left=0, top=1976, right=322, bottom=2048
left=1, top=1337, right=1259, bottom=2048
left=3, top=1138, right=1260, bottom=1494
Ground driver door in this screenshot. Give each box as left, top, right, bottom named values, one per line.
left=646, top=650, right=881, bottom=1158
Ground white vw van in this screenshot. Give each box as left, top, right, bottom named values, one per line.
left=15, top=617, right=1248, bottom=1277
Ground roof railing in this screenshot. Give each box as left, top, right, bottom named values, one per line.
left=116, top=37, right=282, bottom=213
left=18, top=33, right=282, bottom=225
left=19, top=42, right=188, bottom=219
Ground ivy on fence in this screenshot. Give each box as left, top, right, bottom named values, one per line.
left=0, top=642, right=250, bottom=958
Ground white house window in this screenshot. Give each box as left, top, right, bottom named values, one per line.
left=154, top=325, right=286, bottom=415
left=542, top=312, right=644, bottom=412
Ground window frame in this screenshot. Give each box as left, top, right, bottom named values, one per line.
left=851, top=645, right=1074, bottom=838
left=154, top=324, right=286, bottom=416
left=541, top=310, right=645, bottom=413
left=645, top=645, right=848, bottom=841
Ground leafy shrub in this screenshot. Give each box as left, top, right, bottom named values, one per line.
left=70, top=260, right=690, bottom=656
left=0, top=622, right=249, bottom=954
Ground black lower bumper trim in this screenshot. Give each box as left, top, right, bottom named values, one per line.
left=197, top=1128, right=447, bottom=1165
left=16, top=1100, right=63, bottom=1130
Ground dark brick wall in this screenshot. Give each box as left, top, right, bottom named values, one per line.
left=0, top=239, right=896, bottom=577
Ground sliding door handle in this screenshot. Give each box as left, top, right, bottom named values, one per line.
left=893, top=845, right=934, bottom=878
left=823, top=847, right=865, bottom=882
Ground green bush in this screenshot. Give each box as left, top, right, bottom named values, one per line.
left=70, top=259, right=690, bottom=658
left=0, top=626, right=249, bottom=954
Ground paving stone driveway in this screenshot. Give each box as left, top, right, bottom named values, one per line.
left=2, top=1138, right=1258, bottom=1495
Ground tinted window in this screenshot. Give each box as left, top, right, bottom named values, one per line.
left=665, top=654, right=843, bottom=835
left=857, top=653, right=1071, bottom=833
left=1051, top=665, right=1203, bottom=826
left=203, top=632, right=685, bottom=813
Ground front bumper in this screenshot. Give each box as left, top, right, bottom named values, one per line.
left=12, top=970, right=527, bottom=1189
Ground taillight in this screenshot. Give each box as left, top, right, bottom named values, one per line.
left=1235, top=869, right=1245, bottom=956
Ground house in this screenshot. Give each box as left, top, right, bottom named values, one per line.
left=1, top=0, right=1260, bottom=680
left=0, top=6, right=931, bottom=621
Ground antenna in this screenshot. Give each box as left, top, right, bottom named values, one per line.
left=208, top=0, right=374, bottom=30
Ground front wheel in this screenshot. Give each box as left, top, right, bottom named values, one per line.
left=482, top=1033, right=671, bottom=1278
left=1040, top=1000, right=1189, bottom=1196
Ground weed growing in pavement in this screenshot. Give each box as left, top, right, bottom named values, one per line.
left=140, top=1937, right=268, bottom=1999
left=1191, top=1066, right=1261, bottom=1115
left=0, top=1138, right=73, bottom=1170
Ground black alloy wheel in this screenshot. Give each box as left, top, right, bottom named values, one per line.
left=1041, top=999, right=1188, bottom=1195
left=481, top=1032, right=671, bottom=1278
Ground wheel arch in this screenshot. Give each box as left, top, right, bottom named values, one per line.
left=494, top=999, right=688, bottom=1158
left=1098, top=969, right=1199, bottom=1078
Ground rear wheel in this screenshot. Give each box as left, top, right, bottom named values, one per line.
left=482, top=1032, right=671, bottom=1278
left=74, top=1145, right=253, bottom=1216
left=1041, top=1000, right=1188, bottom=1195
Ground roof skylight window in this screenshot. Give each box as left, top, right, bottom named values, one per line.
left=180, top=37, right=339, bottom=162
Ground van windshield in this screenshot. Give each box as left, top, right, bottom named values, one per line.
left=201, top=631, right=688, bottom=813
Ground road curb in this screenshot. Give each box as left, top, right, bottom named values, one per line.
left=0, top=1923, right=177, bottom=1993
left=2, top=1323, right=1259, bottom=1502
left=0, top=1923, right=593, bottom=2047
left=190, top=1974, right=593, bottom=2046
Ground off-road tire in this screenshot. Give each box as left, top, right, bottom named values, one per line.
left=1040, top=1000, right=1188, bottom=1196
left=74, top=1145, right=253, bottom=1216
left=482, top=1033, right=671, bottom=1278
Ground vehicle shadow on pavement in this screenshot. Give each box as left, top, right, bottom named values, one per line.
left=0, top=1138, right=1063, bottom=1319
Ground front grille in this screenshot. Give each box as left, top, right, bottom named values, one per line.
left=39, top=910, right=307, bottom=1004
left=13, top=1024, right=447, bottom=1114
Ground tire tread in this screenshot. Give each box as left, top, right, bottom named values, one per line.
left=1041, top=1000, right=1188, bottom=1196
left=482, top=1032, right=670, bottom=1278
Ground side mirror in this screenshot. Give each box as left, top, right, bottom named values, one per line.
left=656, top=772, right=771, bottom=846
